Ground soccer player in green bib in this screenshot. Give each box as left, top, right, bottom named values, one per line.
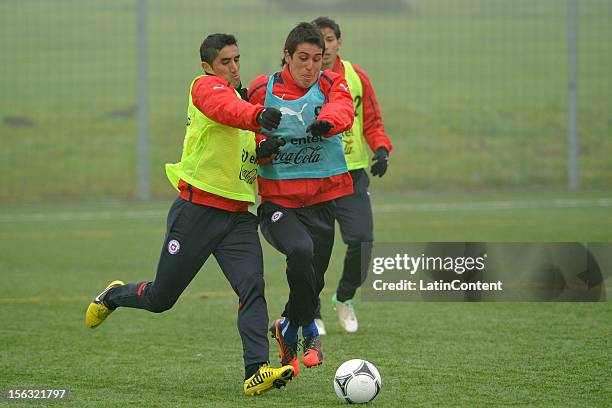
left=312, top=17, right=394, bottom=334
left=85, top=33, right=293, bottom=396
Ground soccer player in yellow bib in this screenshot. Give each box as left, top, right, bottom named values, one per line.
left=312, top=17, right=394, bottom=334
left=85, top=33, right=293, bottom=396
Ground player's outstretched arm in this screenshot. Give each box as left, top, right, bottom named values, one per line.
left=353, top=65, right=392, bottom=153
left=191, top=75, right=264, bottom=132
left=315, top=71, right=355, bottom=136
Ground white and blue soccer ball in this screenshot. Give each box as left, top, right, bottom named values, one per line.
left=333, top=359, right=382, bottom=404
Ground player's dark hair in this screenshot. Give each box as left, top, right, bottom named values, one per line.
left=281, top=22, right=325, bottom=66
left=200, top=33, right=237, bottom=65
left=312, top=16, right=341, bottom=39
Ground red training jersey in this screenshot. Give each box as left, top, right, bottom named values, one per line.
left=330, top=57, right=392, bottom=153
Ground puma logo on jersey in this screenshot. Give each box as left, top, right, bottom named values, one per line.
left=213, top=85, right=225, bottom=90
left=339, top=83, right=349, bottom=92
left=279, top=103, right=308, bottom=126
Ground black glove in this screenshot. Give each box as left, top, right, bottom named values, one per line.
left=306, top=120, right=333, bottom=137
left=256, top=108, right=282, bottom=130
left=256, top=136, right=286, bottom=159
left=235, top=83, right=249, bottom=101
left=371, top=147, right=389, bottom=177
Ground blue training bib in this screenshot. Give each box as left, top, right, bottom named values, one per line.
left=258, top=73, right=348, bottom=180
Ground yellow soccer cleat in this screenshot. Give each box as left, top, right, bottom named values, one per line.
left=85, top=280, right=125, bottom=329
left=243, top=363, right=294, bottom=396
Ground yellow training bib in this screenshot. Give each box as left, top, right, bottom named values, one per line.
left=165, top=75, right=258, bottom=204
left=342, top=60, right=368, bottom=170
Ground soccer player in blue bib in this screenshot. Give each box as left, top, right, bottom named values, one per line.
left=248, top=22, right=355, bottom=376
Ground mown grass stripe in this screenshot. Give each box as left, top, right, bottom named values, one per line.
left=1, top=198, right=610, bottom=223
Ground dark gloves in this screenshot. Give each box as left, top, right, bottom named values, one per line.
left=256, top=136, right=286, bottom=159
left=371, top=147, right=389, bottom=177
left=235, top=83, right=249, bottom=101
left=306, top=120, right=333, bottom=137
left=256, top=108, right=282, bottom=130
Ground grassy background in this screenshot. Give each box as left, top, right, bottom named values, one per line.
left=1, top=0, right=611, bottom=202
left=1, top=1, right=611, bottom=406
left=1, top=191, right=612, bottom=406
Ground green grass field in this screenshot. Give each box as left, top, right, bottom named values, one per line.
left=1, top=191, right=611, bottom=407
left=1, top=0, right=611, bottom=202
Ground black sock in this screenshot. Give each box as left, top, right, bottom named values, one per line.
left=244, top=362, right=267, bottom=380
left=102, top=287, right=117, bottom=309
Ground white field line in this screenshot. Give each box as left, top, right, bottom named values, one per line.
left=0, top=198, right=611, bottom=223
left=0, top=209, right=166, bottom=223
left=374, top=197, right=612, bottom=213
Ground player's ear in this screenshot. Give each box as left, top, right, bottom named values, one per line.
left=283, top=50, right=291, bottom=66
left=338, top=37, right=343, bottom=48
left=202, top=61, right=214, bottom=75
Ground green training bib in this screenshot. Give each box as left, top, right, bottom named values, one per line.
left=342, top=60, right=368, bottom=170
left=165, top=76, right=258, bottom=204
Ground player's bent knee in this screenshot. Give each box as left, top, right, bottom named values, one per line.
left=346, top=239, right=374, bottom=250
left=237, top=274, right=265, bottom=298
left=288, top=244, right=314, bottom=265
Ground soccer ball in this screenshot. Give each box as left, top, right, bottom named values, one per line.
left=333, top=359, right=382, bottom=404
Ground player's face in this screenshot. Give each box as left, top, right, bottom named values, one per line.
left=202, top=44, right=241, bottom=87
left=285, top=42, right=323, bottom=89
left=320, top=27, right=342, bottom=70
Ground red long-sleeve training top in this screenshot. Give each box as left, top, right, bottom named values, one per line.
left=248, top=65, right=355, bottom=208
left=330, top=57, right=393, bottom=153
